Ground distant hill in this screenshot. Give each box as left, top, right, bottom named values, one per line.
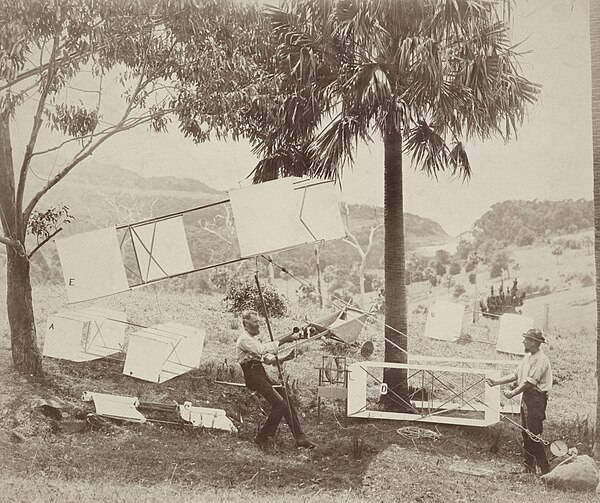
left=35, top=165, right=449, bottom=243
left=472, top=199, right=593, bottom=246
left=65, top=162, right=223, bottom=196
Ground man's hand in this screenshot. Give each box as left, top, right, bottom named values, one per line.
left=485, top=378, right=497, bottom=387
left=503, top=389, right=515, bottom=399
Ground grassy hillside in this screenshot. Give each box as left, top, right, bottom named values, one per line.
left=0, top=282, right=596, bottom=502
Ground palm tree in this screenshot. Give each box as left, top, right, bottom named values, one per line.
left=590, top=0, right=600, bottom=457
left=248, top=0, right=539, bottom=408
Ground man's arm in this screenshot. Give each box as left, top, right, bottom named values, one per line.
left=485, top=373, right=517, bottom=387
left=503, top=380, right=534, bottom=399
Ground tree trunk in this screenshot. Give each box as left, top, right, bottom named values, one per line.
left=358, top=258, right=366, bottom=308
left=0, top=113, right=43, bottom=376
left=590, top=0, right=600, bottom=458
left=315, top=245, right=323, bottom=309
left=382, top=129, right=409, bottom=409
left=6, top=247, right=42, bottom=375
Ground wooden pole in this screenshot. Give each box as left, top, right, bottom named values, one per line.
left=254, top=273, right=298, bottom=437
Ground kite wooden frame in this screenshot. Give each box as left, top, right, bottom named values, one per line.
left=347, top=361, right=502, bottom=427
left=409, top=355, right=521, bottom=414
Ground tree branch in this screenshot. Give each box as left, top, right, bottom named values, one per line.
left=0, top=19, right=162, bottom=94
left=23, top=71, right=156, bottom=222
left=0, top=235, right=21, bottom=249
left=15, top=12, right=62, bottom=226
left=28, top=227, right=63, bottom=258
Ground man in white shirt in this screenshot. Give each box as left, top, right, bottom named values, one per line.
left=486, top=328, right=552, bottom=475
left=236, top=309, right=316, bottom=450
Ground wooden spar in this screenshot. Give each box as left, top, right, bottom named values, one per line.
left=115, top=178, right=335, bottom=230
left=254, top=273, right=299, bottom=438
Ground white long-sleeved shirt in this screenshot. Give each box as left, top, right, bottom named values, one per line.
left=512, top=350, right=553, bottom=393
left=236, top=330, right=279, bottom=365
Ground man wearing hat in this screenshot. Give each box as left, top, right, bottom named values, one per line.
left=236, top=309, right=317, bottom=450
left=486, top=328, right=552, bottom=475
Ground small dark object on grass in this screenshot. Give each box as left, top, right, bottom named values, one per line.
left=352, top=433, right=364, bottom=460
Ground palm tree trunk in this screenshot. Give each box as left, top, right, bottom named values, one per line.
left=382, top=129, right=409, bottom=409
left=590, top=0, right=600, bottom=457
left=0, top=114, right=43, bottom=376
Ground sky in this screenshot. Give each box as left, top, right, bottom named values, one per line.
left=19, top=0, right=593, bottom=237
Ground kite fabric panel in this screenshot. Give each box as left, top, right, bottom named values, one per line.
left=43, top=314, right=87, bottom=361
left=43, top=308, right=126, bottom=362
left=424, top=301, right=465, bottom=341
left=82, top=392, right=146, bottom=423
left=229, top=178, right=308, bottom=257
left=56, top=227, right=129, bottom=303
left=294, top=180, right=346, bottom=243
left=130, top=216, right=194, bottom=282
left=496, top=313, right=534, bottom=355
left=123, top=323, right=206, bottom=383
left=123, top=334, right=171, bottom=383
left=229, top=177, right=345, bottom=258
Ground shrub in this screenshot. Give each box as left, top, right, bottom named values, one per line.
left=372, top=288, right=385, bottom=314
left=210, top=268, right=232, bottom=292
left=489, top=250, right=511, bottom=278
left=515, top=228, right=535, bottom=246
left=297, top=283, right=320, bottom=306
left=435, top=263, right=447, bottom=276
left=453, top=283, right=466, bottom=298
left=223, top=278, right=289, bottom=317
left=468, top=272, right=477, bottom=285
left=580, top=274, right=594, bottom=287
left=448, top=262, right=461, bottom=275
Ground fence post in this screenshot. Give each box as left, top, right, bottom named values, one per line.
left=472, top=300, right=480, bottom=323
left=543, top=303, right=550, bottom=332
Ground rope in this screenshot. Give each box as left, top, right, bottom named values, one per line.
left=396, top=425, right=442, bottom=440
left=260, top=255, right=409, bottom=355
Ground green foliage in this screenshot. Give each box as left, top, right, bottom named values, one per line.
left=435, top=249, right=450, bottom=264
left=489, top=250, right=512, bottom=278
left=27, top=204, right=74, bottom=241
left=372, top=288, right=385, bottom=314
left=223, top=278, right=288, bottom=318
left=296, top=283, right=320, bottom=307
left=435, top=262, right=447, bottom=276
left=515, top=227, right=535, bottom=246
left=472, top=200, right=592, bottom=246
left=46, top=104, right=98, bottom=139
left=210, top=268, right=233, bottom=292
left=453, top=283, right=466, bottom=298
left=448, top=262, right=461, bottom=275
left=553, top=237, right=582, bottom=250
left=456, top=238, right=476, bottom=261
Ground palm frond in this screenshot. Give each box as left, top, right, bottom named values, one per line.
left=448, top=141, right=472, bottom=181
left=403, top=121, right=450, bottom=178
left=308, top=114, right=364, bottom=180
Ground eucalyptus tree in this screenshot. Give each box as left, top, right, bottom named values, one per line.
left=590, top=0, right=600, bottom=456
left=0, top=0, right=266, bottom=375
left=247, top=0, right=539, bottom=407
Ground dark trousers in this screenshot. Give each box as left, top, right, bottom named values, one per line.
left=521, top=390, right=549, bottom=474
left=241, top=362, right=305, bottom=441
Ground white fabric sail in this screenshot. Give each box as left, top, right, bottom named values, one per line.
left=56, top=227, right=129, bottom=303
left=130, top=216, right=194, bottom=282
